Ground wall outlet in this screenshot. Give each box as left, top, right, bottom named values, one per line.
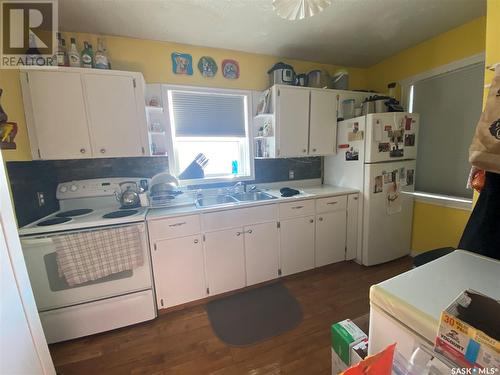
left=36, top=192, right=45, bottom=207
left=288, top=170, right=295, bottom=179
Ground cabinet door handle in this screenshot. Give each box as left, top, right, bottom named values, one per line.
left=291, top=206, right=304, bottom=210
left=168, top=222, right=186, bottom=227
left=353, top=197, right=358, bottom=200
left=100, top=148, right=106, bottom=154
left=236, top=231, right=242, bottom=236
left=246, top=229, right=253, bottom=234
left=327, top=201, right=338, bottom=205
left=318, top=217, right=323, bottom=222
left=312, top=148, right=317, bottom=152
left=302, top=149, right=307, bottom=153
left=194, top=239, right=199, bottom=244
left=309, top=219, right=314, bottom=223
left=80, top=148, right=86, bottom=154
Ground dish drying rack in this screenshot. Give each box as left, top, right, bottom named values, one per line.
left=149, top=189, right=197, bottom=208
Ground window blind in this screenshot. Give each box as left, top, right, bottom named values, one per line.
left=170, top=90, right=247, bottom=137
left=412, top=63, right=484, bottom=198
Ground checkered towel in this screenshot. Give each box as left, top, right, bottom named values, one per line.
left=54, top=226, right=144, bottom=287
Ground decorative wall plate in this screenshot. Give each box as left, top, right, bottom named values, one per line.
left=171, top=52, right=193, bottom=75
left=198, top=56, right=218, bottom=78
left=222, top=59, right=240, bottom=79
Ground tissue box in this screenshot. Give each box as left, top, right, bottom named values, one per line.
left=434, top=289, right=500, bottom=369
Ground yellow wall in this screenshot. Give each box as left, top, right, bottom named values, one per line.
left=367, top=17, right=486, bottom=94
left=0, top=13, right=492, bottom=253
left=366, top=16, right=487, bottom=253
left=411, top=202, right=472, bottom=252
left=0, top=33, right=368, bottom=162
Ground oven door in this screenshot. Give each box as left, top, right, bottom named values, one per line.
left=21, top=223, right=152, bottom=311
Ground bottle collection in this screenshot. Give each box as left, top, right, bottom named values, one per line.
left=54, top=33, right=110, bottom=69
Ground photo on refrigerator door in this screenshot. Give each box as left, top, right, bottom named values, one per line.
left=406, top=169, right=415, bottom=186
left=398, top=167, right=406, bottom=182
left=374, top=175, right=383, bottom=193
left=386, top=171, right=402, bottom=215
left=404, top=134, right=415, bottom=147
left=378, top=142, right=390, bottom=153
left=346, top=147, right=359, bottom=161
left=388, top=129, right=404, bottom=158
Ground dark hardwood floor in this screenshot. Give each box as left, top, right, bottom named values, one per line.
left=50, top=257, right=412, bottom=375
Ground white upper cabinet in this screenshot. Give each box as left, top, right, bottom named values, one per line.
left=309, top=90, right=337, bottom=155
left=254, top=85, right=339, bottom=159
left=20, top=68, right=148, bottom=160
left=83, top=74, right=145, bottom=157
left=275, top=86, right=310, bottom=157
left=22, top=71, right=92, bottom=159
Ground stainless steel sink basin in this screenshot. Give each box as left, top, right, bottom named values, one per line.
left=196, top=195, right=238, bottom=207
left=231, top=191, right=277, bottom=202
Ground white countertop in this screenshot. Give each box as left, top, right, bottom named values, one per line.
left=146, top=184, right=358, bottom=220
left=370, top=250, right=500, bottom=343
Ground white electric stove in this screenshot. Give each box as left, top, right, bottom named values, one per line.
left=19, top=178, right=149, bottom=236
left=19, top=178, right=156, bottom=344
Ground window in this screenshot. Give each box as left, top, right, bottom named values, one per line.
left=164, top=86, right=254, bottom=184
left=408, top=62, right=484, bottom=199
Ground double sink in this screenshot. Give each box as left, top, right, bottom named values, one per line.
left=196, top=191, right=277, bottom=208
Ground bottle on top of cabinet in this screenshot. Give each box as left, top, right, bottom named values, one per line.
left=55, top=32, right=68, bottom=67
left=81, top=42, right=94, bottom=68
left=68, top=38, right=81, bottom=67
left=94, top=38, right=110, bottom=69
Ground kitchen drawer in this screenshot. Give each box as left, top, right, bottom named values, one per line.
left=148, top=214, right=201, bottom=240
left=202, top=204, right=277, bottom=231
left=316, top=195, right=347, bottom=213
left=279, top=199, right=315, bottom=219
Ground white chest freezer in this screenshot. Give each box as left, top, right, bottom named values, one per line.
left=369, top=250, right=500, bottom=361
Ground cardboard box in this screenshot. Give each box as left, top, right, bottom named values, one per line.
left=351, top=339, right=369, bottom=363
left=434, top=289, right=500, bottom=369
left=331, top=347, right=348, bottom=375
left=331, top=319, right=368, bottom=374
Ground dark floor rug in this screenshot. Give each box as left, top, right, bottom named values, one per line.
left=206, top=282, right=303, bottom=346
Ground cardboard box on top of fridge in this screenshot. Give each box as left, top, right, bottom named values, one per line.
left=331, top=319, right=368, bottom=369
left=434, top=289, right=500, bottom=369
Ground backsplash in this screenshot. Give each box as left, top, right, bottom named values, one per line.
left=7, top=156, right=321, bottom=227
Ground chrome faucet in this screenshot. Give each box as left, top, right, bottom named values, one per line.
left=227, top=181, right=244, bottom=194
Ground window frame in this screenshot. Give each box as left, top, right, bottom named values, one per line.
left=398, top=53, right=484, bottom=209
left=161, top=84, right=255, bottom=186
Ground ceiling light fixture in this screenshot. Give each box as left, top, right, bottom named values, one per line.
left=272, top=0, right=332, bottom=21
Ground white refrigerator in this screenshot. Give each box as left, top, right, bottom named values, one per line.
left=325, top=112, right=419, bottom=266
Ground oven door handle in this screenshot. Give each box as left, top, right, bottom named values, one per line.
left=21, top=223, right=146, bottom=242
left=21, top=238, right=54, bottom=245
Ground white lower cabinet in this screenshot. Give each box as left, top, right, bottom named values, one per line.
left=151, top=234, right=206, bottom=309
left=315, top=211, right=347, bottom=267
left=279, top=216, right=315, bottom=276
left=149, top=193, right=355, bottom=309
left=244, top=222, right=279, bottom=286
left=204, top=228, right=246, bottom=295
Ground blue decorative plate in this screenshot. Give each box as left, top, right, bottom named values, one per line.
left=198, top=56, right=217, bottom=78
left=171, top=52, right=193, bottom=75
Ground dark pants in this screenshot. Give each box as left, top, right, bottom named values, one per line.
left=458, top=172, right=500, bottom=260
